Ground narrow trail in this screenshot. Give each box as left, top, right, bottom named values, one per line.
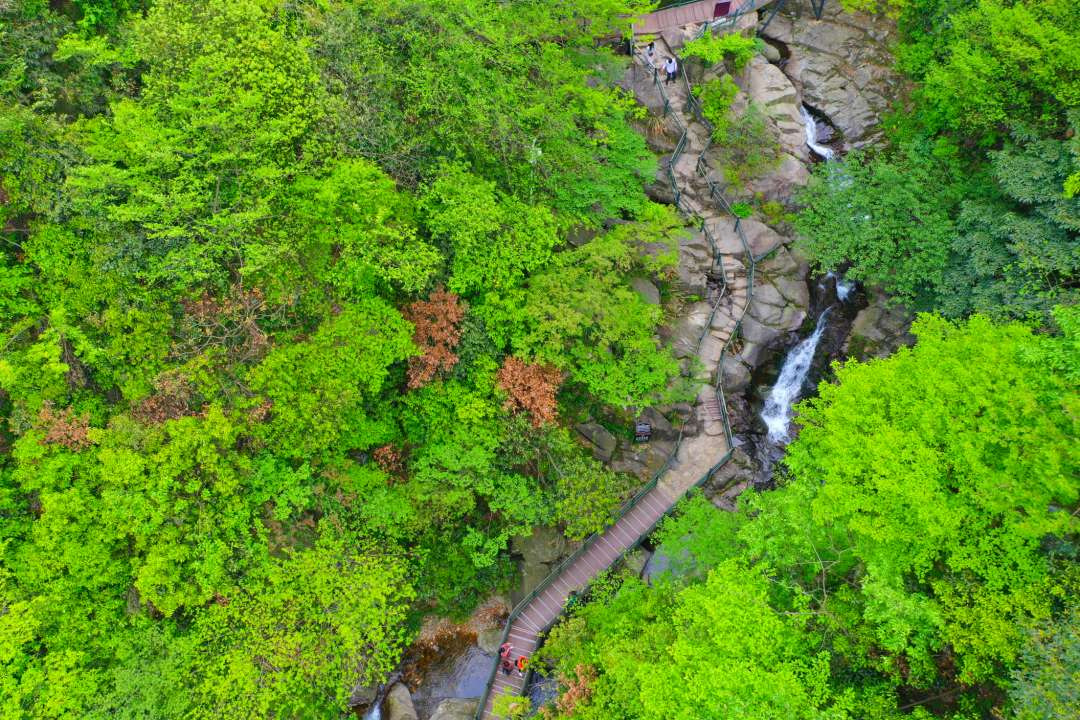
left=475, top=33, right=761, bottom=720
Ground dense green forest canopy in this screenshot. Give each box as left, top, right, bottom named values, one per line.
left=0, top=0, right=695, bottom=715
left=0, top=0, right=1077, bottom=718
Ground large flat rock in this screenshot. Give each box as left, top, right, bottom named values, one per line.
left=661, top=433, right=730, bottom=500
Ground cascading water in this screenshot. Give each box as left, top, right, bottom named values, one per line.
left=761, top=310, right=831, bottom=443
left=821, top=270, right=855, bottom=302
left=801, top=105, right=835, bottom=160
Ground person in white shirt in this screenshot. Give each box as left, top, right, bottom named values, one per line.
left=664, top=57, right=678, bottom=85
left=646, top=41, right=656, bottom=66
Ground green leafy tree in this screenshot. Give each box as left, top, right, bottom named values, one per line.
left=683, top=33, right=759, bottom=68
left=189, top=533, right=414, bottom=719
left=420, top=163, right=558, bottom=295
left=796, top=142, right=958, bottom=309
left=786, top=314, right=1080, bottom=681
left=480, top=204, right=690, bottom=406
left=247, top=298, right=416, bottom=459
left=1008, top=607, right=1080, bottom=720
left=288, top=159, right=441, bottom=294
left=921, top=0, right=1080, bottom=136
left=67, top=0, right=325, bottom=287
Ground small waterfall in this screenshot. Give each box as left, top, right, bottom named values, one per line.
left=362, top=707, right=380, bottom=720
left=800, top=105, right=835, bottom=160
left=761, top=310, right=831, bottom=443
left=821, top=270, right=855, bottom=302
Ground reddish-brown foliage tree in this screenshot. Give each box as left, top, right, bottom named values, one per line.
left=373, top=444, right=407, bottom=482
left=496, top=358, right=561, bottom=428
left=539, top=664, right=597, bottom=718
left=133, top=370, right=205, bottom=424
left=173, top=283, right=290, bottom=369
left=34, top=402, right=92, bottom=451
left=403, top=287, right=465, bottom=388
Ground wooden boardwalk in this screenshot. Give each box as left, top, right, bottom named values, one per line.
left=479, top=486, right=676, bottom=716
left=632, top=0, right=756, bottom=35
left=475, top=25, right=765, bottom=720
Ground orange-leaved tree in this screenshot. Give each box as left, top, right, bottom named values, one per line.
left=496, top=357, right=561, bottom=428
left=403, top=287, right=465, bottom=388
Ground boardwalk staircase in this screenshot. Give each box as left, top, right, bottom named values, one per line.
left=473, top=31, right=775, bottom=720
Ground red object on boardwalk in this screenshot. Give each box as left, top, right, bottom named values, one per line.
left=714, top=1, right=732, bottom=17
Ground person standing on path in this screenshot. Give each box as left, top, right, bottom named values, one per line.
left=646, top=41, right=656, bottom=66
left=664, top=57, right=678, bottom=85
left=516, top=656, right=528, bottom=676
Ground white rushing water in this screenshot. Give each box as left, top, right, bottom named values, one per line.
left=363, top=706, right=380, bottom=720
left=822, top=270, right=855, bottom=301
left=801, top=105, right=835, bottom=160
left=761, top=310, right=831, bottom=443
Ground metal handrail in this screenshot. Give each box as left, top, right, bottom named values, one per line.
left=474, top=42, right=762, bottom=720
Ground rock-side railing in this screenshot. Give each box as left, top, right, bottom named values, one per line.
left=471, top=45, right=759, bottom=720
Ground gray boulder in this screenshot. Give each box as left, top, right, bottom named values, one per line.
left=720, top=153, right=809, bottom=204
left=576, top=423, right=617, bottom=462
left=477, top=627, right=503, bottom=655
left=739, top=315, right=783, bottom=346
left=779, top=305, right=808, bottom=331
left=760, top=14, right=795, bottom=43
left=638, top=407, right=678, bottom=442
left=511, top=559, right=552, bottom=607
left=631, top=277, right=661, bottom=305
left=747, top=56, right=806, bottom=158
left=721, top=354, right=751, bottom=392
left=676, top=267, right=708, bottom=300
left=666, top=302, right=713, bottom=358
left=387, top=683, right=418, bottom=720
left=740, top=219, right=787, bottom=259
left=510, top=525, right=570, bottom=565
left=844, top=288, right=916, bottom=359
left=697, top=333, right=725, bottom=376
left=773, top=275, right=810, bottom=308
left=644, top=181, right=677, bottom=207
left=752, top=282, right=786, bottom=308
left=349, top=681, right=377, bottom=708
left=678, top=232, right=714, bottom=272
left=759, top=246, right=799, bottom=275
left=620, top=62, right=669, bottom=117
left=610, top=454, right=650, bottom=477
left=430, top=697, right=481, bottom=720
left=749, top=297, right=784, bottom=326
left=712, top=218, right=785, bottom=259
left=565, top=225, right=598, bottom=248
left=777, top=12, right=905, bottom=143
left=738, top=341, right=763, bottom=368
left=747, top=55, right=799, bottom=104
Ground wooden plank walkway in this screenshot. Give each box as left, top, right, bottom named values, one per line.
left=632, top=0, right=755, bottom=35
left=479, top=485, right=676, bottom=717
left=475, top=21, right=766, bottom=720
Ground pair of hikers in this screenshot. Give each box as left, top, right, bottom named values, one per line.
left=645, top=42, right=678, bottom=85
left=499, top=643, right=527, bottom=677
